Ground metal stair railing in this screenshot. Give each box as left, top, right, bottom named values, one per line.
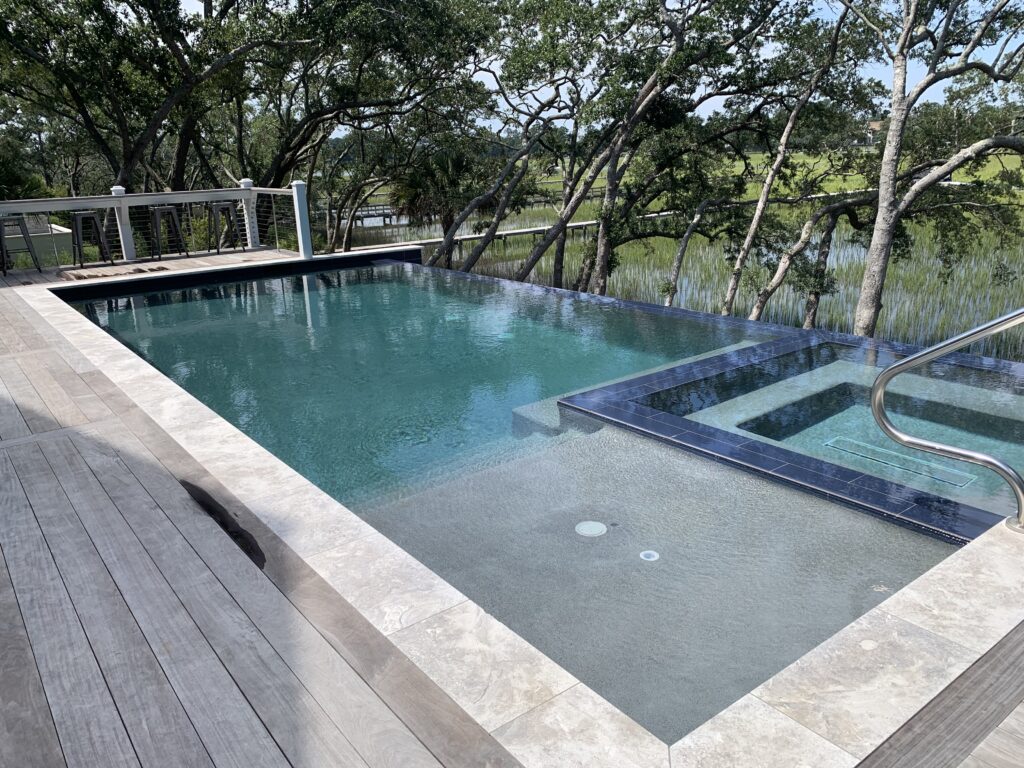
left=870, top=307, right=1024, bottom=531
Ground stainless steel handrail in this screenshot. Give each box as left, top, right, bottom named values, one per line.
left=870, top=307, right=1024, bottom=531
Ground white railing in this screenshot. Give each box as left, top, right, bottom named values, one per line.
left=0, top=179, right=314, bottom=269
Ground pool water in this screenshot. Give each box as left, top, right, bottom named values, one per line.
left=78, top=265, right=765, bottom=504
left=74, top=265, right=956, bottom=744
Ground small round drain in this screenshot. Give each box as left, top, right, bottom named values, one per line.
left=575, top=521, right=607, bottom=537
left=639, top=550, right=660, bottom=561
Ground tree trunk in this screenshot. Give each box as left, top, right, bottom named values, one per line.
left=664, top=200, right=710, bottom=306
left=341, top=181, right=386, bottom=252
left=427, top=140, right=538, bottom=267
left=591, top=155, right=622, bottom=295
left=441, top=213, right=456, bottom=268
left=747, top=238, right=813, bottom=321
left=802, top=211, right=839, bottom=329
left=552, top=229, right=568, bottom=289
left=573, top=247, right=596, bottom=292
left=461, top=158, right=531, bottom=273
left=170, top=113, right=197, bottom=191
left=853, top=53, right=909, bottom=337
left=747, top=199, right=859, bottom=321
left=721, top=12, right=847, bottom=316
left=514, top=134, right=620, bottom=282
left=590, top=149, right=624, bottom=295
left=327, top=188, right=356, bottom=252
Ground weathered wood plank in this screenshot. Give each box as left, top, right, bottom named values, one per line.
left=32, top=435, right=289, bottom=768
left=42, top=433, right=366, bottom=768
left=0, top=325, right=13, bottom=355
left=0, top=541, right=66, bottom=768
left=970, top=727, right=1024, bottom=768
left=14, top=355, right=89, bottom=428
left=0, top=376, right=32, bottom=440
left=29, top=350, right=111, bottom=422
left=0, top=297, right=33, bottom=352
left=0, top=449, right=140, bottom=768
left=88, top=394, right=523, bottom=768
left=7, top=441, right=214, bottom=768
left=0, top=357, right=59, bottom=433
left=0, top=291, right=49, bottom=351
left=83, top=421, right=447, bottom=768
left=860, top=618, right=1024, bottom=768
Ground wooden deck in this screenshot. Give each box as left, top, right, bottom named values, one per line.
left=0, top=247, right=296, bottom=288
left=0, top=273, right=520, bottom=768
left=961, top=697, right=1024, bottom=768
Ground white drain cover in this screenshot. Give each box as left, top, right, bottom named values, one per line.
left=640, top=550, right=660, bottom=561
left=575, top=521, right=608, bottom=537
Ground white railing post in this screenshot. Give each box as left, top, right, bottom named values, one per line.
left=110, top=185, right=136, bottom=262
left=239, top=178, right=260, bottom=249
left=291, top=180, right=314, bottom=259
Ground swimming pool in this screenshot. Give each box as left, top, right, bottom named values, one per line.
left=71, top=262, right=957, bottom=743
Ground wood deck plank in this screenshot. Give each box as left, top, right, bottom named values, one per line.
left=0, top=357, right=59, bottom=433
left=0, top=376, right=32, bottom=440
left=970, top=728, right=1024, bottom=768
left=15, top=355, right=90, bottom=428
left=0, top=541, right=67, bottom=768
left=0, top=450, right=140, bottom=768
left=0, top=291, right=49, bottom=350
left=83, top=421, right=448, bottom=768
left=30, top=350, right=112, bottom=422
left=42, top=433, right=369, bottom=768
left=33, top=436, right=290, bottom=768
left=6, top=441, right=214, bottom=768
left=0, top=296, right=33, bottom=352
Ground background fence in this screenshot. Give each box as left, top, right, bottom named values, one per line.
left=0, top=180, right=313, bottom=271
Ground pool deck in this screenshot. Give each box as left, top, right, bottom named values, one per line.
left=2, top=252, right=1024, bottom=767
left=0, top=247, right=297, bottom=287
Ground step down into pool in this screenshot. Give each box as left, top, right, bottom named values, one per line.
left=825, top=437, right=977, bottom=488
left=512, top=397, right=604, bottom=438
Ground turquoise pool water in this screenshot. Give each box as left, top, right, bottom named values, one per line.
left=78, top=265, right=765, bottom=504
left=73, top=265, right=956, bottom=743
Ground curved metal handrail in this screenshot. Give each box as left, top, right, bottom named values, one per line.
left=870, top=307, right=1024, bottom=531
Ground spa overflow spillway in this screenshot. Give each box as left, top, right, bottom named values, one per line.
left=73, top=263, right=955, bottom=744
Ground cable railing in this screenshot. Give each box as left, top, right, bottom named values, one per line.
left=0, top=180, right=314, bottom=272
left=870, top=307, right=1024, bottom=531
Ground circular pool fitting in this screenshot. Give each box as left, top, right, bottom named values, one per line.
left=639, top=550, right=660, bottom=561
left=575, top=521, right=607, bottom=537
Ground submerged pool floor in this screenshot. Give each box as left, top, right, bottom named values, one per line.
left=74, top=264, right=956, bottom=743
left=359, top=419, right=953, bottom=742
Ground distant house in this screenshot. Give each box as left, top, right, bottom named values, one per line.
left=864, top=120, right=884, bottom=146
